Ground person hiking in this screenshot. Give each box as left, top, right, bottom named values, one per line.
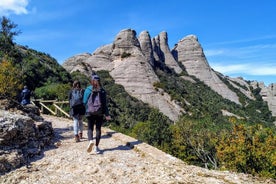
left=83, top=74, right=111, bottom=154
left=20, top=86, right=31, bottom=105
left=69, top=80, right=86, bottom=142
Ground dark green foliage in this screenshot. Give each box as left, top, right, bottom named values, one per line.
left=0, top=16, right=21, bottom=59
left=17, top=46, right=72, bottom=91
left=34, top=83, right=71, bottom=100
left=171, top=116, right=219, bottom=169
left=131, top=109, right=172, bottom=149
left=121, top=52, right=131, bottom=58
left=155, top=69, right=275, bottom=126
left=70, top=71, right=90, bottom=88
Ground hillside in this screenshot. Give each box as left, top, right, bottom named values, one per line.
left=1, top=114, right=274, bottom=184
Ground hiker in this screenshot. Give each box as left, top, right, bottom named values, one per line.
left=83, top=74, right=111, bottom=154
left=20, top=86, right=31, bottom=105
left=69, top=80, right=86, bottom=142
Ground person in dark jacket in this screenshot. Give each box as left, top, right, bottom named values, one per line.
left=83, top=74, right=111, bottom=154
left=20, top=86, right=31, bottom=105
left=69, top=80, right=85, bottom=142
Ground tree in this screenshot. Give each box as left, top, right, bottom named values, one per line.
left=0, top=16, right=21, bottom=57
left=0, top=59, right=22, bottom=98
left=171, top=116, right=218, bottom=169
left=216, top=123, right=276, bottom=178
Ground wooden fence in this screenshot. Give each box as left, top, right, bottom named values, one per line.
left=31, top=99, right=70, bottom=118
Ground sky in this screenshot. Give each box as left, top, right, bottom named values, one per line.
left=0, top=0, right=276, bottom=86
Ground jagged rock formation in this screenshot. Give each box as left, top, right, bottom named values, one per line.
left=138, top=31, right=155, bottom=67
left=0, top=107, right=54, bottom=174
left=153, top=32, right=183, bottom=74
left=172, top=35, right=240, bottom=104
left=252, top=82, right=276, bottom=117
left=63, top=29, right=184, bottom=121
left=62, top=29, right=276, bottom=121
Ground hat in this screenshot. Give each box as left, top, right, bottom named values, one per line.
left=91, top=74, right=100, bottom=81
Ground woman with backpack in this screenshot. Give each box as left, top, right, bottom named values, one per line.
left=83, top=74, right=111, bottom=154
left=69, top=80, right=86, bottom=142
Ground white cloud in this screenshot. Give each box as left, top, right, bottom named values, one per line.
left=0, top=0, right=29, bottom=15
left=212, top=63, right=276, bottom=76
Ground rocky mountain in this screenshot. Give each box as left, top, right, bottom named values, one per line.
left=252, top=81, right=276, bottom=116
left=62, top=28, right=276, bottom=122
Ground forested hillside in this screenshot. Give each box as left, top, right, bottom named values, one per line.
left=0, top=16, right=71, bottom=100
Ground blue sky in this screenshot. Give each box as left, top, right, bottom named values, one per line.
left=1, top=0, right=276, bottom=86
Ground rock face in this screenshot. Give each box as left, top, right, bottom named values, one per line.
left=0, top=109, right=54, bottom=174
left=63, top=29, right=183, bottom=121
left=252, top=82, right=276, bottom=117
left=153, top=32, right=183, bottom=74
left=172, top=35, right=240, bottom=104
left=62, top=29, right=276, bottom=121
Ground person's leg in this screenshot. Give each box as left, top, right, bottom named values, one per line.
left=78, top=116, right=83, bottom=139
left=87, top=117, right=94, bottom=141
left=87, top=116, right=95, bottom=152
left=95, top=115, right=103, bottom=146
left=73, top=117, right=80, bottom=142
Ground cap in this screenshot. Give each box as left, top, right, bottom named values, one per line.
left=91, top=74, right=100, bottom=81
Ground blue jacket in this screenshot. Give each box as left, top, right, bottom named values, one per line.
left=83, top=85, right=109, bottom=116
left=21, top=89, right=31, bottom=105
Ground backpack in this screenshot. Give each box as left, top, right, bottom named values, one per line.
left=70, top=89, right=83, bottom=107
left=86, top=91, right=102, bottom=115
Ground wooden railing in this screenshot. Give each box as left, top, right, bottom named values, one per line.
left=31, top=99, right=70, bottom=118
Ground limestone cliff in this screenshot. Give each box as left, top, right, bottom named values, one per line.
left=63, top=29, right=183, bottom=121
left=172, top=35, right=240, bottom=104
left=251, top=82, right=276, bottom=117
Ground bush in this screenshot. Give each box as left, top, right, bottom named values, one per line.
left=0, top=59, right=22, bottom=99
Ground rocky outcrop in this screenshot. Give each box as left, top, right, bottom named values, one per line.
left=0, top=109, right=54, bottom=174
left=138, top=31, right=155, bottom=67
left=172, top=35, right=240, bottom=104
left=251, top=82, right=276, bottom=117
left=226, top=76, right=254, bottom=100
left=153, top=32, right=183, bottom=74
left=61, top=53, right=91, bottom=73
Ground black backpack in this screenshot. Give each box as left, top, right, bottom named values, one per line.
left=70, top=89, right=83, bottom=107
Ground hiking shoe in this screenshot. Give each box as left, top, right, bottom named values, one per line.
left=87, top=142, right=94, bottom=153
left=94, top=146, right=100, bottom=154
left=79, top=133, right=83, bottom=139
left=75, top=135, right=80, bottom=142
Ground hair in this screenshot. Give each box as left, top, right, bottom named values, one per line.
left=72, top=80, right=81, bottom=88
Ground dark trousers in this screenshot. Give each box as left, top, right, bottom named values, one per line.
left=87, top=115, right=103, bottom=146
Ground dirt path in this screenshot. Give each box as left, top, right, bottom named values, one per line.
left=0, top=115, right=274, bottom=184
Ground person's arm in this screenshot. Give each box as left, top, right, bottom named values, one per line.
left=101, top=89, right=111, bottom=120
left=83, top=86, right=92, bottom=106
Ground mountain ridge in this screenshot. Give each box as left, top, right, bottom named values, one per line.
left=62, top=28, right=276, bottom=121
